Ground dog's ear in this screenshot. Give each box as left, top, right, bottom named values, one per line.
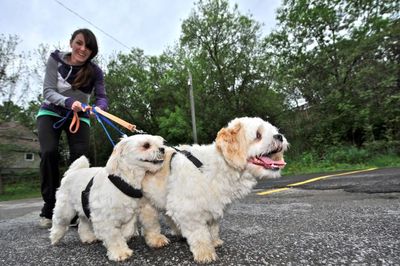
left=105, top=139, right=127, bottom=172
left=157, top=135, right=166, bottom=144
left=215, top=122, right=248, bottom=170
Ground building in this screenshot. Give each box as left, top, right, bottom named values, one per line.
left=0, top=121, right=40, bottom=177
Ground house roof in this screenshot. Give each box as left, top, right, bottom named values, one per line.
left=0, top=121, right=40, bottom=152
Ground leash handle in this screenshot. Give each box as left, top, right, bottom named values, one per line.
left=69, top=103, right=91, bottom=134
left=53, top=111, right=71, bottom=129
left=69, top=112, right=80, bottom=133
left=94, top=106, right=136, bottom=132
left=53, top=110, right=80, bottom=133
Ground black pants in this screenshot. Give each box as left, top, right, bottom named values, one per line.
left=37, top=115, right=90, bottom=219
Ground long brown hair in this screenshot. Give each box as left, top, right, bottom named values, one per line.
left=70, top=28, right=99, bottom=89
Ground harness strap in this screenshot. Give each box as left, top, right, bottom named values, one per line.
left=170, top=152, right=177, bottom=171
left=108, top=174, right=143, bottom=198
left=173, top=147, right=203, bottom=168
left=81, top=174, right=143, bottom=219
left=81, top=177, right=94, bottom=219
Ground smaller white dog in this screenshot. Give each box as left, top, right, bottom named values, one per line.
left=50, top=134, right=168, bottom=261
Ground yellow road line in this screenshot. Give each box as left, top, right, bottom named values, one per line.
left=257, top=168, right=378, bottom=196
left=288, top=168, right=378, bottom=187
left=257, top=187, right=290, bottom=196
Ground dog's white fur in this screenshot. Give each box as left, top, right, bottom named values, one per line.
left=141, top=117, right=289, bottom=263
left=50, top=134, right=169, bottom=261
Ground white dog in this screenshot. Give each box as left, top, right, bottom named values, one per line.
left=50, top=134, right=169, bottom=261
left=141, top=117, right=289, bottom=263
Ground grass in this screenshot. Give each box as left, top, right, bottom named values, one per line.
left=1, top=153, right=399, bottom=202
left=0, top=177, right=41, bottom=201
left=283, top=153, right=400, bottom=176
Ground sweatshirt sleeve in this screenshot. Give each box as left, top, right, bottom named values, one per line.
left=93, top=66, right=108, bottom=111
left=42, top=56, right=70, bottom=108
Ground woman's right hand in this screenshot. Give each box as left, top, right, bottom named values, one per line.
left=71, top=101, right=83, bottom=112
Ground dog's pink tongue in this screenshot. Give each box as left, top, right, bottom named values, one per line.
left=252, top=156, right=286, bottom=169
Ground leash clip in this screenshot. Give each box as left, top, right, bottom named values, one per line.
left=134, top=129, right=146, bottom=134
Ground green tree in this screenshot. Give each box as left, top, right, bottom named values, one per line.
left=105, top=48, right=193, bottom=145
left=0, top=35, right=23, bottom=110
left=179, top=0, right=287, bottom=141
left=104, top=0, right=289, bottom=146
left=267, top=0, right=399, bottom=154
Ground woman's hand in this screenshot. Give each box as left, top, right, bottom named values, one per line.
left=72, top=101, right=92, bottom=113
left=71, top=101, right=83, bottom=112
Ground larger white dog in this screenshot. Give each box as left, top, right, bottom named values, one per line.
left=141, top=117, right=289, bottom=263
left=50, top=134, right=169, bottom=261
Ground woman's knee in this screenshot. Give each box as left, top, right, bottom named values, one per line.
left=40, top=148, right=59, bottom=159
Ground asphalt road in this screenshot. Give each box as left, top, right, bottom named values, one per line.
left=1, top=167, right=399, bottom=265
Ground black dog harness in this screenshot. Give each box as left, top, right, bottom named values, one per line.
left=81, top=174, right=143, bottom=219
left=81, top=177, right=94, bottom=219
left=172, top=147, right=203, bottom=168
left=82, top=149, right=202, bottom=219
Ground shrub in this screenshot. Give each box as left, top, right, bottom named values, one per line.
left=324, top=146, right=370, bottom=164
left=364, top=140, right=400, bottom=155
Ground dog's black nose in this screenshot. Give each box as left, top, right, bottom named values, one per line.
left=273, top=134, right=283, bottom=142
left=159, top=147, right=165, bottom=154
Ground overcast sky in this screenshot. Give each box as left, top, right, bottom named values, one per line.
left=1, top=0, right=282, bottom=58
left=1, top=0, right=283, bottom=104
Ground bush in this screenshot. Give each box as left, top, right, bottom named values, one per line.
left=324, top=146, right=370, bottom=164
left=364, top=140, right=400, bottom=155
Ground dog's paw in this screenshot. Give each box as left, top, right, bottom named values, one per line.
left=145, top=233, right=170, bottom=248
left=107, top=247, right=133, bottom=261
left=79, top=230, right=98, bottom=244
left=81, top=236, right=98, bottom=244
left=49, top=229, right=65, bottom=245
left=193, top=245, right=218, bottom=263
left=50, top=238, right=59, bottom=246
left=212, top=238, right=224, bottom=248
left=78, top=228, right=98, bottom=244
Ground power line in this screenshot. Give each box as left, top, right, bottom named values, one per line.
left=53, top=0, right=130, bottom=50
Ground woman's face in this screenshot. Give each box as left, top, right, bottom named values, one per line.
left=69, top=33, right=92, bottom=65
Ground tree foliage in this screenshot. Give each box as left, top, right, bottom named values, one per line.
left=105, top=48, right=193, bottom=145
left=180, top=0, right=286, bottom=139
left=267, top=0, right=399, bottom=154
left=0, top=34, right=25, bottom=106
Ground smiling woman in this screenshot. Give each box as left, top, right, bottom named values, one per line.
left=35, top=28, right=108, bottom=229
left=67, top=29, right=99, bottom=95
left=69, top=31, right=94, bottom=64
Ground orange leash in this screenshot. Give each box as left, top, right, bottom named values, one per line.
left=69, top=111, right=80, bottom=133
left=66, top=105, right=140, bottom=134
left=93, top=107, right=137, bottom=132
left=68, top=104, right=92, bottom=134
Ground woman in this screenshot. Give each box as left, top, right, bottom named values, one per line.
left=37, top=28, right=108, bottom=228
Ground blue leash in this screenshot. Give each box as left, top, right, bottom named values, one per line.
left=92, top=105, right=127, bottom=147
left=53, top=103, right=91, bottom=130
left=53, top=104, right=130, bottom=147
left=53, top=110, right=73, bottom=129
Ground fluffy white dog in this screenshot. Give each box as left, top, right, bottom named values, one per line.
left=141, top=117, right=289, bottom=263
left=50, top=134, right=169, bottom=261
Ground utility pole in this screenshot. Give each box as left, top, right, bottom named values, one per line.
left=188, top=69, right=198, bottom=143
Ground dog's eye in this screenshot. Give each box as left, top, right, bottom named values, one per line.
left=256, top=131, right=262, bottom=140
left=143, top=142, right=150, bottom=149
